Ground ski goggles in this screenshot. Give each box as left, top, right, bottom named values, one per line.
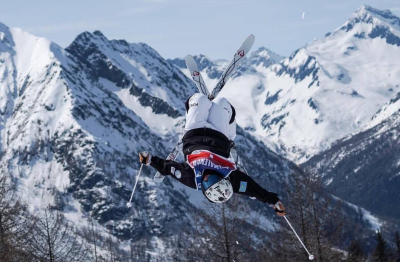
left=201, top=173, right=222, bottom=191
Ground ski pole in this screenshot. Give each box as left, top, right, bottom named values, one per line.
left=283, top=216, right=314, bottom=261
left=126, top=164, right=143, bottom=208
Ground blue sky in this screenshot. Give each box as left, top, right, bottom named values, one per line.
left=1, top=0, right=400, bottom=60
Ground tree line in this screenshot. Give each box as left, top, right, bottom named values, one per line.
left=2, top=169, right=400, bottom=261
left=0, top=173, right=91, bottom=261
left=168, top=172, right=400, bottom=262
left=0, top=173, right=138, bottom=262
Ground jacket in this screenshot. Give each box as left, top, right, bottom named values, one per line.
left=150, top=155, right=280, bottom=205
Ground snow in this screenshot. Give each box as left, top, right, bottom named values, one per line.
left=184, top=6, right=400, bottom=164
left=0, top=24, right=165, bottom=244
left=333, top=195, right=382, bottom=231
left=325, top=177, right=333, bottom=186
left=105, top=79, right=182, bottom=137
left=1, top=5, right=398, bottom=259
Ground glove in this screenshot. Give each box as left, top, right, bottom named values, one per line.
left=139, top=151, right=151, bottom=165
left=274, top=201, right=286, bottom=217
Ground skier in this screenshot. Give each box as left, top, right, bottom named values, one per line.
left=139, top=93, right=286, bottom=216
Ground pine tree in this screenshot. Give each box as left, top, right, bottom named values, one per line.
left=346, top=239, right=365, bottom=262
left=395, top=231, right=400, bottom=262
left=372, top=231, right=390, bottom=262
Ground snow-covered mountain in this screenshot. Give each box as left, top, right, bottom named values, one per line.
left=168, top=46, right=285, bottom=92
left=0, top=21, right=303, bottom=259
left=246, top=46, right=285, bottom=69
left=287, top=6, right=400, bottom=222
left=262, top=5, right=400, bottom=163
left=302, top=101, right=400, bottom=221
left=2, top=4, right=399, bottom=258
left=168, top=54, right=229, bottom=92
left=0, top=22, right=198, bottom=243
left=173, top=6, right=400, bottom=164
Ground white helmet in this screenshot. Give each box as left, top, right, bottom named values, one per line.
left=201, top=170, right=233, bottom=203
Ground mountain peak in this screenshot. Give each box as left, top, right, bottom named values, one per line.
left=335, top=5, right=400, bottom=46
left=0, top=22, right=12, bottom=45
left=252, top=47, right=284, bottom=59
left=356, top=5, right=393, bottom=18
left=249, top=46, right=284, bottom=68
left=192, top=54, right=215, bottom=71
left=0, top=21, right=9, bottom=30
left=193, top=54, right=211, bottom=62
left=351, top=5, right=400, bottom=29
left=93, top=30, right=105, bottom=37
left=71, top=30, right=109, bottom=47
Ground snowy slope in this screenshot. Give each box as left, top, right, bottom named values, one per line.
left=246, top=46, right=285, bottom=69
left=0, top=21, right=304, bottom=259
left=179, top=5, right=400, bottom=164
left=267, top=5, right=400, bottom=163
left=168, top=47, right=284, bottom=94
left=0, top=22, right=201, bottom=253
left=299, top=6, right=400, bottom=219
left=2, top=5, right=396, bottom=257
left=168, top=54, right=228, bottom=93
left=66, top=31, right=197, bottom=136
left=302, top=103, right=400, bottom=221
left=63, top=29, right=300, bottom=243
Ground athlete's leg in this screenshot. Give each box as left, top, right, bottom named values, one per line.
left=184, top=93, right=213, bottom=132
left=207, top=97, right=236, bottom=140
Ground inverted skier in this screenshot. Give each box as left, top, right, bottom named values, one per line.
left=139, top=93, right=285, bottom=216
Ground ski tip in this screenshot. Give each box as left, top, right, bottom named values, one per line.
left=246, top=34, right=255, bottom=45
left=235, top=34, right=255, bottom=58
left=184, top=55, right=196, bottom=68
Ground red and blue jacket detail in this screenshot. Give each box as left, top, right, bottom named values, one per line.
left=187, top=150, right=236, bottom=190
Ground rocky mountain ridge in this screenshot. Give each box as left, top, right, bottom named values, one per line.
left=0, top=21, right=303, bottom=259
left=2, top=5, right=399, bottom=259
left=176, top=5, right=400, bottom=165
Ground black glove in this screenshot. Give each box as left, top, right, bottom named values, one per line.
left=274, top=201, right=286, bottom=217
left=139, top=152, right=151, bottom=165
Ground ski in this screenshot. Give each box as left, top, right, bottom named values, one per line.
left=209, top=34, right=255, bottom=100
left=185, top=55, right=210, bottom=96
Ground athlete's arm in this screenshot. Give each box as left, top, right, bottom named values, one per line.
left=150, top=156, right=197, bottom=189
left=229, top=170, right=280, bottom=205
